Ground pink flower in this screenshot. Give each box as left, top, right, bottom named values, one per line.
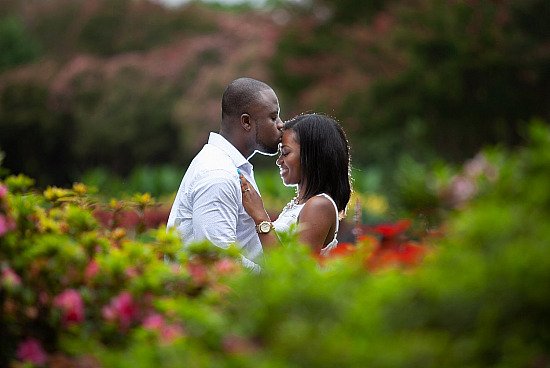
left=16, top=338, right=48, bottom=365
left=39, top=291, right=50, bottom=305
left=54, top=289, right=85, bottom=325
left=214, top=259, right=239, bottom=275
left=0, top=214, right=16, bottom=236
left=449, top=175, right=477, bottom=206
left=142, top=313, right=183, bottom=344
left=143, top=313, right=165, bottom=330
left=102, top=291, right=138, bottom=329
left=1, top=266, right=21, bottom=289
left=187, top=261, right=209, bottom=285
left=160, top=323, right=184, bottom=344
left=125, top=266, right=139, bottom=278
left=222, top=334, right=258, bottom=355
left=84, top=259, right=100, bottom=281
left=0, top=185, right=7, bottom=198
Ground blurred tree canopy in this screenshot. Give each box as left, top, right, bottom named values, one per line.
left=0, top=15, right=40, bottom=72
left=273, top=0, right=549, bottom=170
left=0, top=0, right=548, bottom=189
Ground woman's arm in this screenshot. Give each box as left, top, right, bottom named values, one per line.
left=239, top=174, right=280, bottom=248
left=296, top=196, right=337, bottom=254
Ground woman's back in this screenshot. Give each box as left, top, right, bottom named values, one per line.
left=273, top=193, right=339, bottom=255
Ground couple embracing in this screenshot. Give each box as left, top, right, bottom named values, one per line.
left=167, top=77, right=351, bottom=272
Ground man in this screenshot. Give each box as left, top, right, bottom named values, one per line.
left=167, top=77, right=283, bottom=271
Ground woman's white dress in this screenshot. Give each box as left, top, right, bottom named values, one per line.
left=272, top=193, right=339, bottom=256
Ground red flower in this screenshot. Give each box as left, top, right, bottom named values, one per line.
left=366, top=242, right=427, bottom=271
left=371, top=219, right=411, bottom=239
left=358, top=219, right=430, bottom=271
left=54, top=289, right=85, bottom=325
left=16, top=338, right=48, bottom=365
left=328, top=242, right=356, bottom=257
left=315, top=243, right=357, bottom=265
left=102, top=291, right=138, bottom=330
left=316, top=242, right=357, bottom=265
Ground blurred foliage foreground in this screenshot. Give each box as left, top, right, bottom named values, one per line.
left=1, top=122, right=550, bottom=367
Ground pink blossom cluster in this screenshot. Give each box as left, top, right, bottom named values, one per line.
left=443, top=153, right=499, bottom=208
left=84, top=259, right=100, bottom=281
left=1, top=266, right=22, bottom=289
left=16, top=338, right=48, bottom=366
left=54, top=289, right=85, bottom=325
left=142, top=313, right=184, bottom=344
left=102, top=291, right=138, bottom=330
left=0, top=185, right=16, bottom=237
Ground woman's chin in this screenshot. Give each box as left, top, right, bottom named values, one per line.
left=280, top=178, right=297, bottom=188
left=279, top=176, right=289, bottom=186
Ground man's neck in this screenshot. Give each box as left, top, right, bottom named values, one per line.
left=219, top=130, right=253, bottom=159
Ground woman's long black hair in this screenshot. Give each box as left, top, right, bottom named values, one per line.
left=284, top=113, right=352, bottom=214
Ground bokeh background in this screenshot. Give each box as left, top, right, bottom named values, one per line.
left=2, top=2, right=550, bottom=366
left=1, top=0, right=548, bottom=204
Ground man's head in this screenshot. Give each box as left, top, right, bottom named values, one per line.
left=220, top=77, right=283, bottom=158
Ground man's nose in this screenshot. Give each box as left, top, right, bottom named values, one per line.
left=276, top=118, right=284, bottom=130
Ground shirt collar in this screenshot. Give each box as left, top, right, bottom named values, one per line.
left=208, top=132, right=251, bottom=171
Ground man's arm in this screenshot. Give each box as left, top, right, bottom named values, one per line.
left=192, top=172, right=261, bottom=272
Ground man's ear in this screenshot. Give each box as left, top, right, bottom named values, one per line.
left=240, top=113, right=252, bottom=131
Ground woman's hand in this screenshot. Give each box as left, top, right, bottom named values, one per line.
left=239, top=174, right=270, bottom=223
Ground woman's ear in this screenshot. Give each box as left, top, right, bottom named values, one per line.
left=240, top=113, right=252, bottom=132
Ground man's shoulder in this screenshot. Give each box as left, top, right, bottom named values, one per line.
left=193, top=144, right=234, bottom=169
left=186, top=146, right=237, bottom=184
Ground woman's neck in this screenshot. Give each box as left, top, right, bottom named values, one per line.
left=296, top=186, right=308, bottom=204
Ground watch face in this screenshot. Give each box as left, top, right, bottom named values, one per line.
left=259, top=222, right=271, bottom=233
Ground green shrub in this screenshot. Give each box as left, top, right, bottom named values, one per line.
left=1, top=122, right=549, bottom=367
left=0, top=178, right=244, bottom=367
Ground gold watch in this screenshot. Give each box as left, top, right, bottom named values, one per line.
left=256, top=221, right=273, bottom=234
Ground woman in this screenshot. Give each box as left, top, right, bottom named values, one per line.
left=240, top=113, right=352, bottom=255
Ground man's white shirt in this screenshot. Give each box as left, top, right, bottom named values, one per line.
left=167, top=133, right=262, bottom=271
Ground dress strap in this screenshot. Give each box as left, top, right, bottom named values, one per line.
left=315, top=193, right=339, bottom=234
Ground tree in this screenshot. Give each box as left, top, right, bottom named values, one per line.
left=0, top=16, right=40, bottom=72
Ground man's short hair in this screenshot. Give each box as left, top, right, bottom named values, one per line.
left=222, top=77, right=272, bottom=119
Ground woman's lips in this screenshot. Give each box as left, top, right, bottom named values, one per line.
left=279, top=168, right=288, bottom=177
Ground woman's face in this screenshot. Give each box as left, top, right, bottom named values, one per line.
left=276, top=129, right=301, bottom=186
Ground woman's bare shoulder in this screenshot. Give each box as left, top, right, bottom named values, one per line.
left=300, top=195, right=335, bottom=221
